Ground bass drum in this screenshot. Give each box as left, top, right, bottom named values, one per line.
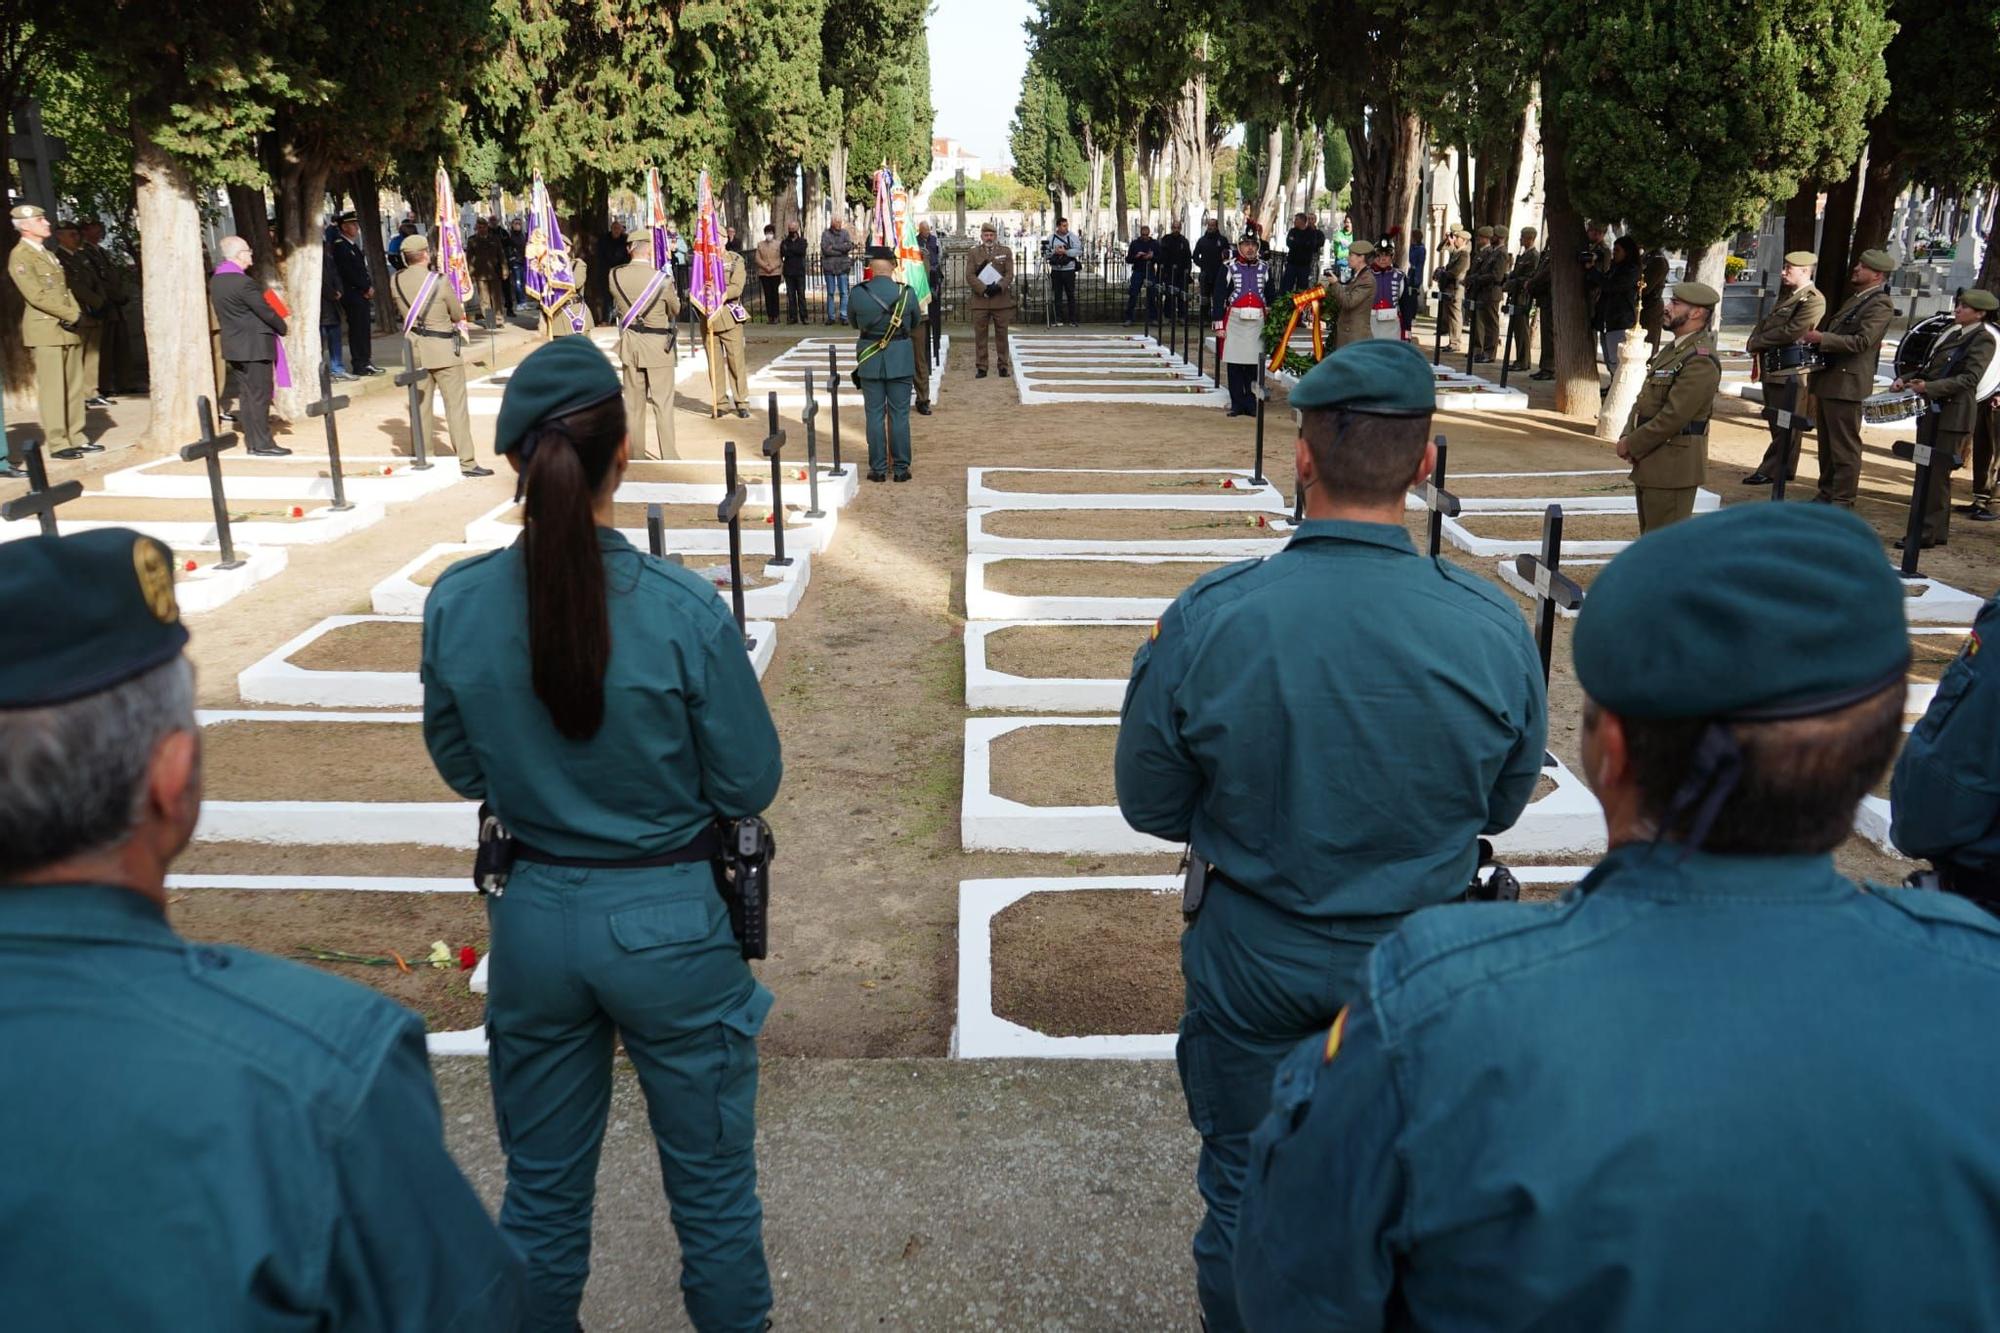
left=1895, top=313, right=1953, bottom=380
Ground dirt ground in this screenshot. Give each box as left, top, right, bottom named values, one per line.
left=990, top=889, right=1183, bottom=1037
left=202, top=720, right=457, bottom=802
left=982, top=509, right=1284, bottom=541
left=991, top=725, right=1122, bottom=807
left=984, top=624, right=1153, bottom=679
left=981, top=469, right=1261, bottom=495
left=289, top=619, right=423, bottom=672
left=32, top=315, right=1974, bottom=1057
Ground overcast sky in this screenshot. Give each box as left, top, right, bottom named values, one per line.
left=927, top=0, right=1037, bottom=167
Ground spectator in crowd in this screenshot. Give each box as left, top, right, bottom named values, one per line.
left=592, top=221, right=630, bottom=323
left=387, top=219, right=417, bottom=270
left=507, top=218, right=528, bottom=304
left=664, top=220, right=691, bottom=296
left=209, top=235, right=288, bottom=457
left=467, top=218, right=508, bottom=330
left=819, top=215, right=856, bottom=324
left=330, top=211, right=380, bottom=376
left=1332, top=220, right=1354, bottom=279
left=1047, top=216, right=1082, bottom=325
left=1589, top=234, right=1643, bottom=376
left=76, top=221, right=130, bottom=400
left=1407, top=232, right=1427, bottom=303
left=1194, top=216, right=1231, bottom=322
left=1123, top=224, right=1159, bottom=325
left=779, top=221, right=809, bottom=324
left=1642, top=247, right=1671, bottom=348
left=725, top=224, right=747, bottom=257
left=1282, top=212, right=1326, bottom=293
left=753, top=224, right=783, bottom=323
left=1157, top=218, right=1193, bottom=320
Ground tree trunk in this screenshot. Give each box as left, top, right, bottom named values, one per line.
left=264, top=152, right=333, bottom=424
left=1783, top=176, right=1821, bottom=255
left=348, top=168, right=399, bottom=338
left=1084, top=126, right=1105, bottom=240
left=1597, top=325, right=1652, bottom=439
left=226, top=183, right=278, bottom=281
left=1817, top=155, right=1864, bottom=311
left=1254, top=123, right=1283, bottom=233
left=1136, top=153, right=1153, bottom=229
left=801, top=167, right=823, bottom=237
left=132, top=122, right=212, bottom=453
left=722, top=177, right=750, bottom=242
left=1457, top=142, right=1476, bottom=231
left=1112, top=139, right=1130, bottom=242
left=827, top=138, right=850, bottom=221
left=1168, top=50, right=1211, bottom=238
left=1852, top=130, right=1905, bottom=256
left=1540, top=114, right=1600, bottom=420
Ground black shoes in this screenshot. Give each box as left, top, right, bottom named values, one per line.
left=1223, top=409, right=1245, bottom=418
left=1741, top=473, right=1773, bottom=486
left=867, top=470, right=887, bottom=482
left=893, top=470, right=912, bottom=483
left=86, top=395, right=113, bottom=408
left=736, top=405, right=750, bottom=419
left=248, top=444, right=293, bottom=457
left=50, top=447, right=85, bottom=459
left=361, top=364, right=386, bottom=375
left=1971, top=505, right=1998, bottom=522
left=976, top=368, right=988, bottom=379
left=999, top=366, right=1011, bottom=377
left=79, top=441, right=105, bottom=453
left=1530, top=371, right=1554, bottom=381
left=0, top=461, right=22, bottom=479
left=461, top=465, right=494, bottom=478
left=916, top=403, right=933, bottom=415
left=1894, top=537, right=1945, bottom=550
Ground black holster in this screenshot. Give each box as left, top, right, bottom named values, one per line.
left=472, top=802, right=517, bottom=897
left=712, top=816, right=776, bottom=959
left=1463, top=838, right=1521, bottom=903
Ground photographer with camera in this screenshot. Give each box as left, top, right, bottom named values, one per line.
left=423, top=339, right=784, bottom=1332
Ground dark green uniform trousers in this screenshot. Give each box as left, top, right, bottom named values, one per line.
left=1178, top=881, right=1387, bottom=1333
left=859, top=375, right=913, bottom=475
left=486, top=862, right=772, bottom=1333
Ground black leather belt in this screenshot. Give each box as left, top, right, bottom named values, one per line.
left=630, top=323, right=677, bottom=336
left=1639, top=417, right=1710, bottom=437
left=515, top=823, right=720, bottom=870
left=413, top=329, right=457, bottom=339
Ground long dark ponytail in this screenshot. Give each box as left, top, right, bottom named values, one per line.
left=520, top=396, right=626, bottom=740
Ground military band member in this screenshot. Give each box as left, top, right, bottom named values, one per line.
left=8, top=204, right=91, bottom=461
left=1434, top=228, right=1469, bottom=350
left=1330, top=239, right=1375, bottom=348
left=1803, top=248, right=1896, bottom=508
left=609, top=239, right=683, bottom=460
left=1504, top=226, right=1540, bottom=370
left=391, top=235, right=492, bottom=478
left=1616, top=281, right=1720, bottom=532
left=966, top=223, right=1014, bottom=378
left=1742, top=250, right=1829, bottom=486
left=1117, top=340, right=1546, bottom=1333
left=1890, top=287, right=1998, bottom=550
left=705, top=246, right=750, bottom=418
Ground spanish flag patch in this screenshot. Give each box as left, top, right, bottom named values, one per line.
left=1969, top=630, right=1981, bottom=660
left=1150, top=619, right=1162, bottom=642
left=1322, top=1007, right=1350, bottom=1064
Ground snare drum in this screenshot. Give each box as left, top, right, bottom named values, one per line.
left=1861, top=390, right=1927, bottom=426
left=1758, top=343, right=1829, bottom=378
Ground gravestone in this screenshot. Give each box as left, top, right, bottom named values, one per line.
left=800, top=370, right=825, bottom=519
left=0, top=440, right=84, bottom=536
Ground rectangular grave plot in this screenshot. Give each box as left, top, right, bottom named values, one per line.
left=200, top=718, right=455, bottom=804
left=984, top=623, right=1152, bottom=681
left=488, top=500, right=804, bottom=531
left=142, top=458, right=411, bottom=480
left=410, top=549, right=487, bottom=588
left=1459, top=511, right=1644, bottom=545
left=39, top=495, right=327, bottom=524
left=1447, top=472, right=1630, bottom=501
left=980, top=508, right=1284, bottom=544
left=1907, top=633, right=1968, bottom=685
left=989, top=723, right=1120, bottom=807
left=980, top=469, right=1260, bottom=497
left=982, top=558, right=1236, bottom=601
left=989, top=888, right=1182, bottom=1038
left=288, top=619, right=423, bottom=674
left=172, top=839, right=477, bottom=879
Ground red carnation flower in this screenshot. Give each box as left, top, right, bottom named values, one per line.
left=458, top=946, right=477, bottom=971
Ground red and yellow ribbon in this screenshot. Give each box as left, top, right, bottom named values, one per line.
left=1270, top=285, right=1328, bottom=373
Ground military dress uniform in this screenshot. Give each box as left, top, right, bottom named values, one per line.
left=965, top=235, right=1014, bottom=375
left=1808, top=249, right=1897, bottom=507
left=390, top=237, right=486, bottom=477
left=1894, top=589, right=2000, bottom=911
left=8, top=206, right=88, bottom=457
left=705, top=250, right=750, bottom=416
left=1900, top=296, right=1998, bottom=547
left=1504, top=231, right=1540, bottom=369
left=1743, top=254, right=1828, bottom=483
left=1467, top=227, right=1506, bottom=361
left=424, top=340, right=782, bottom=1332
left=1237, top=503, right=2000, bottom=1333
left=1116, top=341, right=1547, bottom=1333
left=1330, top=240, right=1375, bottom=348
left=54, top=229, right=110, bottom=405
left=1621, top=282, right=1721, bottom=533
left=0, top=528, right=523, bottom=1330
left=610, top=247, right=683, bottom=460
left=1434, top=232, right=1469, bottom=348
left=850, top=252, right=917, bottom=481
left=79, top=232, right=128, bottom=396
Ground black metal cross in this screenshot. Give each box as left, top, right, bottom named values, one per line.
left=0, top=440, right=84, bottom=536
left=304, top=357, right=354, bottom=512
left=717, top=441, right=755, bottom=651
left=647, top=502, right=665, bottom=558
left=760, top=392, right=793, bottom=568
left=1463, top=292, right=1480, bottom=376
left=179, top=396, right=244, bottom=570
left=825, top=344, right=846, bottom=476
left=1498, top=297, right=1520, bottom=389
left=393, top=338, right=433, bottom=471
left=1761, top=377, right=1813, bottom=502
left=1250, top=367, right=1269, bottom=486
left=1414, top=436, right=1461, bottom=557
left=1511, top=504, right=1586, bottom=686
left=800, top=369, right=826, bottom=519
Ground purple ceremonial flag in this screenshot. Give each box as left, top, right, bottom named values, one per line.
left=645, top=167, right=669, bottom=270
left=689, top=169, right=726, bottom=315
left=524, top=170, right=585, bottom=333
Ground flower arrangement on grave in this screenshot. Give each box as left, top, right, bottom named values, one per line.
left=1260, top=292, right=1321, bottom=378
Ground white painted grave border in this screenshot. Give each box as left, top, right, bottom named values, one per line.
left=178, top=545, right=290, bottom=614
left=617, top=462, right=859, bottom=510
left=964, top=620, right=1142, bottom=712
left=0, top=501, right=385, bottom=549
left=100, top=454, right=464, bottom=503
left=1403, top=473, right=1720, bottom=515
left=965, top=552, right=1241, bottom=621
left=966, top=466, right=1285, bottom=512
left=464, top=498, right=838, bottom=556
left=966, top=506, right=1289, bottom=557
left=1443, top=512, right=1635, bottom=559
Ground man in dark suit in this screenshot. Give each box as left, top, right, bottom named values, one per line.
left=209, top=235, right=289, bottom=456
left=330, top=211, right=381, bottom=374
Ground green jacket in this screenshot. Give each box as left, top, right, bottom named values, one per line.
left=1893, top=593, right=2000, bottom=877
left=1237, top=842, right=2000, bottom=1331
left=1626, top=333, right=1719, bottom=489
left=0, top=883, right=523, bottom=1327
left=848, top=274, right=915, bottom=382
left=1114, top=520, right=1546, bottom=922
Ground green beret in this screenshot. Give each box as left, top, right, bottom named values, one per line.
left=1959, top=288, right=1998, bottom=312
left=399, top=232, right=429, bottom=255
left=1858, top=248, right=1895, bottom=273
left=0, top=529, right=189, bottom=709
left=1520, top=227, right=1539, bottom=241
left=1474, top=226, right=1494, bottom=239
left=1670, top=280, right=1720, bottom=308
left=493, top=338, right=624, bottom=457
left=1347, top=239, right=1375, bottom=258
left=626, top=239, right=656, bottom=267
left=1575, top=505, right=1907, bottom=722
left=1783, top=250, right=1818, bottom=267
left=1289, top=340, right=1435, bottom=417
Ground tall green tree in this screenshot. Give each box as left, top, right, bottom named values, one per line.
left=1009, top=58, right=1085, bottom=216
left=818, top=0, right=932, bottom=213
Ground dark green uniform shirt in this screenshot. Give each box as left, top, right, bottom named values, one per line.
left=0, top=883, right=523, bottom=1329
left=848, top=274, right=915, bottom=381
left=1237, top=843, right=2000, bottom=1330
left=1115, top=519, right=1547, bottom=920
left=422, top=528, right=781, bottom=859
left=1893, top=593, right=2000, bottom=877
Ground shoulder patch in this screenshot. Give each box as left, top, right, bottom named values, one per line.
left=1321, top=1006, right=1350, bottom=1064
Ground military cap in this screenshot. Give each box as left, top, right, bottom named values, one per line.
left=1520, top=227, right=1539, bottom=241
left=864, top=244, right=896, bottom=261
left=53, top=219, right=78, bottom=232
left=1288, top=339, right=1435, bottom=417
left=1670, top=280, right=1721, bottom=308
left=626, top=239, right=656, bottom=266
left=337, top=210, right=359, bottom=224
left=398, top=232, right=429, bottom=255
left=9, top=203, right=44, bottom=221
left=493, top=337, right=623, bottom=458
left=1857, top=248, right=1895, bottom=273
left=1575, top=504, right=1906, bottom=722
left=1783, top=250, right=1818, bottom=267
left=1957, top=288, right=1998, bottom=312
left=1475, top=226, right=1494, bottom=239
left=0, top=529, right=189, bottom=710
left=1449, top=227, right=1470, bottom=239
left=1347, top=239, right=1375, bottom=258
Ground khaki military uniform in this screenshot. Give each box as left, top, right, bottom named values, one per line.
left=1808, top=283, right=1894, bottom=508
left=1469, top=242, right=1508, bottom=359
left=704, top=252, right=749, bottom=413
left=610, top=256, right=683, bottom=459
left=1435, top=245, right=1469, bottom=348
left=1907, top=321, right=1998, bottom=545
left=966, top=241, right=1014, bottom=374
left=9, top=238, right=85, bottom=451
left=1331, top=268, right=1374, bottom=348
left=1744, top=281, right=1829, bottom=482
left=391, top=265, right=479, bottom=472
left=1623, top=333, right=1720, bottom=532
left=1504, top=245, right=1540, bottom=369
